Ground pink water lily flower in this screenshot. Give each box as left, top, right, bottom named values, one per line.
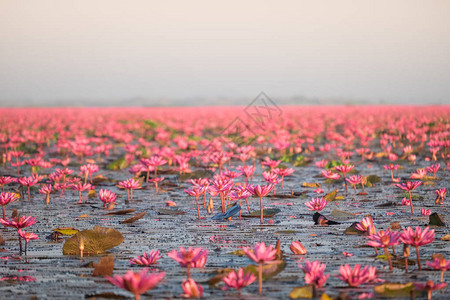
left=98, top=189, right=117, bottom=207
left=247, top=184, right=274, bottom=224
left=130, top=250, right=161, bottom=266
left=400, top=226, right=435, bottom=270
left=337, top=264, right=382, bottom=287
left=222, top=268, right=256, bottom=295
left=413, top=280, right=447, bottom=300
left=298, top=260, right=329, bottom=288
left=243, top=242, right=277, bottom=294
left=426, top=257, right=450, bottom=283
left=167, top=247, right=208, bottom=279
left=305, top=197, right=328, bottom=212
left=0, top=192, right=19, bottom=219
left=395, top=181, right=422, bottom=214
left=290, top=241, right=307, bottom=255
left=18, top=229, right=38, bottom=255
left=181, top=278, right=203, bottom=298
left=107, top=269, right=165, bottom=300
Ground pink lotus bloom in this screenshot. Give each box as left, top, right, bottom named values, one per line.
left=400, top=226, right=435, bottom=270
left=80, top=163, right=99, bottom=183
left=315, top=160, right=328, bottom=168
left=426, top=163, right=440, bottom=176
left=98, top=189, right=117, bottom=207
left=167, top=246, right=208, bottom=269
left=413, top=280, right=447, bottom=300
left=118, top=178, right=141, bottom=201
left=290, top=241, right=307, bottom=255
left=305, top=197, right=328, bottom=212
left=243, top=242, right=277, bottom=264
left=236, top=165, right=256, bottom=183
left=107, top=269, right=165, bottom=300
left=166, top=200, right=177, bottom=207
left=421, top=207, right=431, bottom=216
left=272, top=167, right=294, bottom=189
left=185, top=186, right=207, bottom=219
left=0, top=176, right=15, bottom=192
left=181, top=278, right=203, bottom=298
left=411, top=168, right=427, bottom=179
left=18, top=176, right=39, bottom=200
left=426, top=257, right=450, bottom=283
left=337, top=264, right=374, bottom=287
left=343, top=252, right=353, bottom=257
left=401, top=197, right=411, bottom=206
left=261, top=157, right=280, bottom=170
left=247, top=184, right=274, bottom=224
left=18, top=229, right=38, bottom=255
left=335, top=164, right=354, bottom=193
left=262, top=171, right=280, bottom=185
left=222, top=268, right=256, bottom=294
left=0, top=215, right=37, bottom=230
left=434, top=188, right=446, bottom=204
left=356, top=216, right=376, bottom=235
left=346, top=175, right=362, bottom=193
left=298, top=260, right=329, bottom=288
left=395, top=181, right=422, bottom=214
left=243, top=242, right=277, bottom=294
left=321, top=170, right=340, bottom=191
left=130, top=250, right=161, bottom=266
left=71, top=183, right=92, bottom=204
left=0, top=192, right=18, bottom=219
left=367, top=229, right=401, bottom=270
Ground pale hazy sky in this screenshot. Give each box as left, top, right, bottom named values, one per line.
left=1, top=0, right=449, bottom=104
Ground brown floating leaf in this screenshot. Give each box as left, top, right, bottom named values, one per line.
left=441, top=234, right=450, bottom=241
left=289, top=285, right=314, bottom=299
left=247, top=208, right=281, bottom=218
left=374, top=282, right=415, bottom=297
left=324, top=190, right=338, bottom=202
left=0, top=234, right=4, bottom=245
left=302, top=182, right=321, bottom=188
left=88, top=190, right=97, bottom=198
left=390, top=222, right=401, bottom=230
left=62, top=226, right=124, bottom=256
left=93, top=255, right=115, bottom=276
left=11, top=209, right=17, bottom=219
left=105, top=209, right=136, bottom=215
left=121, top=212, right=146, bottom=224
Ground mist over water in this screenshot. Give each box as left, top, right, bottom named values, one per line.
left=1, top=1, right=449, bottom=106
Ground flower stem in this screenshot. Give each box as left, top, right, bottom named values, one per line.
left=258, top=262, right=263, bottom=295
left=408, top=190, right=414, bottom=214
left=259, top=196, right=263, bottom=224
left=416, top=246, right=422, bottom=270
left=385, top=246, right=393, bottom=271
left=195, top=196, right=201, bottom=219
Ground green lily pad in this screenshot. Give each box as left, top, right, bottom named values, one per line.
left=62, top=226, right=124, bottom=256
left=107, top=157, right=128, bottom=171
left=324, top=190, right=338, bottom=201
left=429, top=212, right=446, bottom=226
left=365, top=175, right=381, bottom=187
left=244, top=260, right=286, bottom=281
left=289, top=285, right=314, bottom=299
left=331, top=209, right=357, bottom=219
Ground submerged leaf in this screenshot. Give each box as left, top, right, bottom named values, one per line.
left=105, top=209, right=136, bottom=215
left=331, top=209, right=357, bottom=219
left=289, top=285, right=314, bottom=299
left=62, top=226, right=124, bottom=256
left=157, top=208, right=187, bottom=215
